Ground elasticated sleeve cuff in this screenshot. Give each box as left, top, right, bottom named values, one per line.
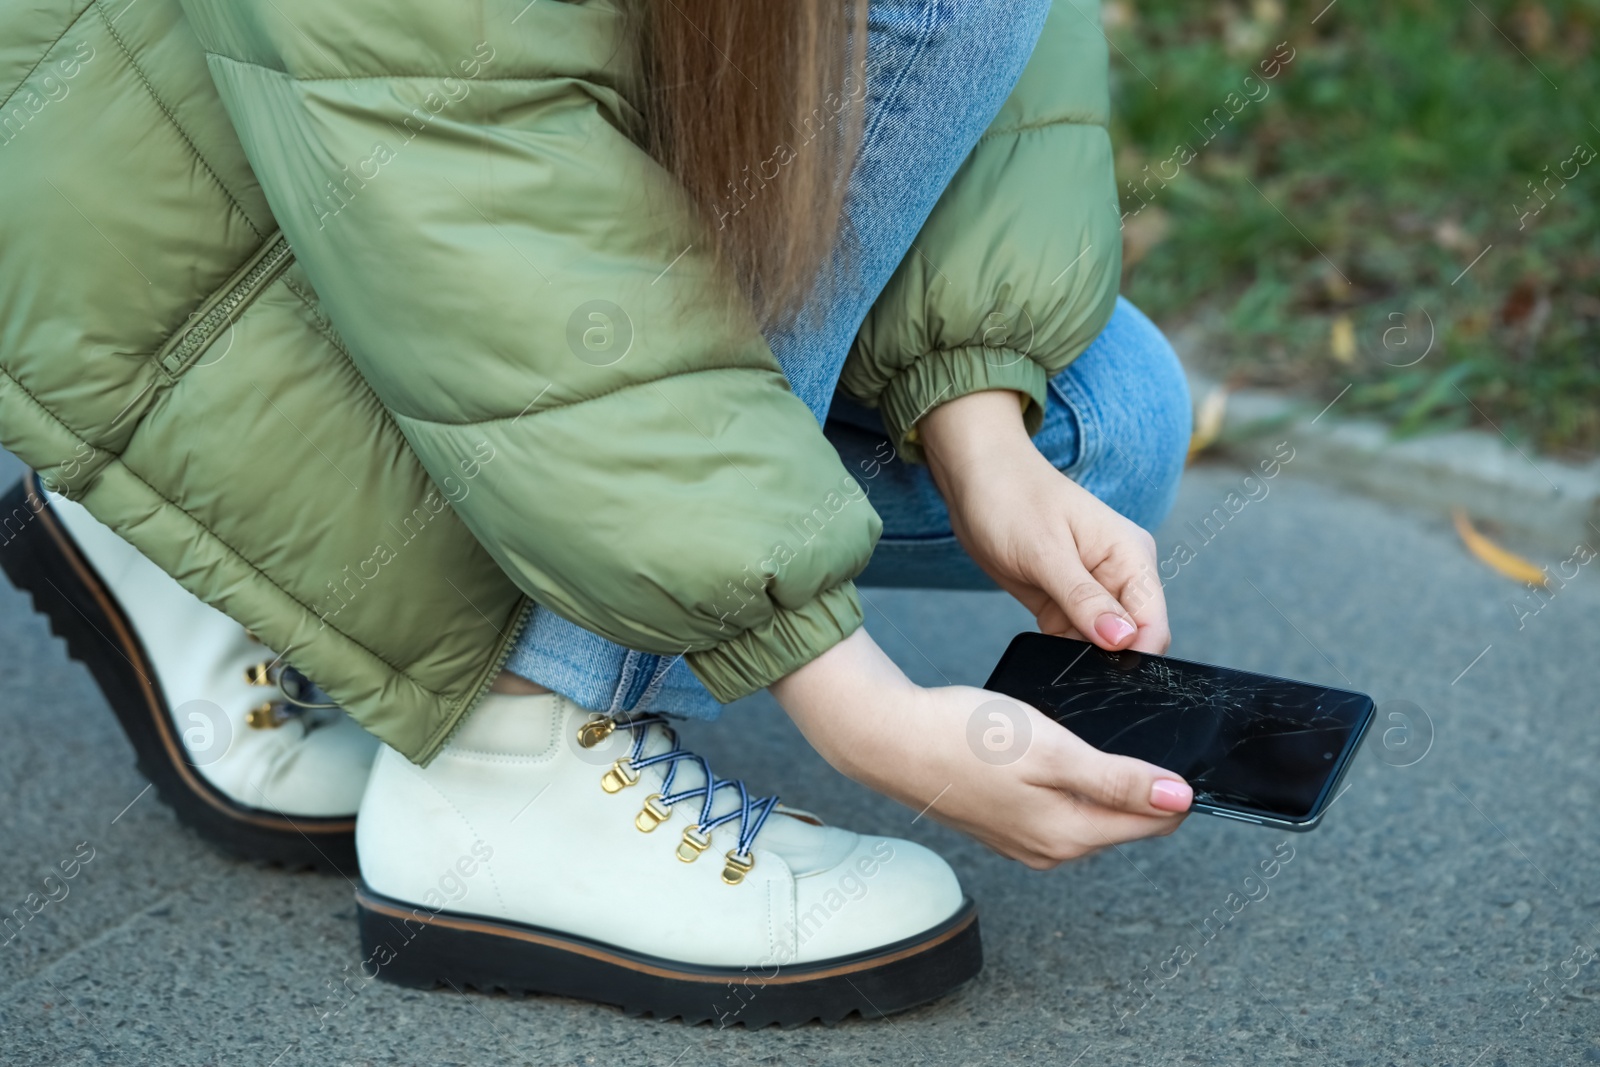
left=878, top=345, right=1049, bottom=463
left=686, top=581, right=864, bottom=703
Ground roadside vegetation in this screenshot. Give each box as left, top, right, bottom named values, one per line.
left=1110, top=0, right=1600, bottom=457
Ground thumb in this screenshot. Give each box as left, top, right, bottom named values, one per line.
left=1052, top=732, right=1193, bottom=815
left=1040, top=555, right=1140, bottom=650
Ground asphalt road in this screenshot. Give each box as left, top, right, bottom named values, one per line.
left=1, top=443, right=1597, bottom=1067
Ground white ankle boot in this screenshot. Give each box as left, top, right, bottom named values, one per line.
left=354, top=691, right=981, bottom=1025
left=0, top=475, right=376, bottom=870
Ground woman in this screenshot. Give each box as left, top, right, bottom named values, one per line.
left=0, top=0, right=1192, bottom=1025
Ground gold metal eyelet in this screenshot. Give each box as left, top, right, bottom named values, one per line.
left=635, top=794, right=670, bottom=833
left=721, top=850, right=755, bottom=886
left=600, top=758, right=640, bottom=794
left=577, top=715, right=615, bottom=749
left=676, top=826, right=711, bottom=863
left=246, top=701, right=290, bottom=729
left=244, top=661, right=277, bottom=687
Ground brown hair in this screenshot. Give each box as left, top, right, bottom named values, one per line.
left=637, top=0, right=869, bottom=328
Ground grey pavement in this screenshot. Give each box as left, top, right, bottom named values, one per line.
left=1, top=441, right=1598, bottom=1067
left=1179, top=358, right=1600, bottom=560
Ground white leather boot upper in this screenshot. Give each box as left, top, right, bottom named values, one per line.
left=47, top=491, right=378, bottom=817
left=356, top=692, right=964, bottom=967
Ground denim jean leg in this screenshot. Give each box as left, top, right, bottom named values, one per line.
left=836, top=297, right=1193, bottom=589
left=1036, top=297, right=1192, bottom=531
left=503, top=0, right=1055, bottom=719
left=771, top=0, right=1056, bottom=419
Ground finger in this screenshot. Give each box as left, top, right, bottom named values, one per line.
left=1058, top=798, right=1189, bottom=846
left=1036, top=553, right=1140, bottom=651
left=1129, top=612, right=1170, bottom=655
left=1032, top=602, right=1086, bottom=643
left=1034, top=791, right=1188, bottom=855
left=1047, top=612, right=1159, bottom=655
left=1044, top=727, right=1193, bottom=816
left=1096, top=542, right=1170, bottom=654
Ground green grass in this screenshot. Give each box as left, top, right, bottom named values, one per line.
left=1108, top=0, right=1600, bottom=457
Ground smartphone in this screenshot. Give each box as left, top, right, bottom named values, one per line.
left=984, top=633, right=1376, bottom=831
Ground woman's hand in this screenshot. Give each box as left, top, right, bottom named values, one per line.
left=919, top=389, right=1170, bottom=654
left=771, top=630, right=1190, bottom=868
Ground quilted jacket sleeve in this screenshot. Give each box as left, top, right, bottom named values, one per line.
left=178, top=0, right=880, bottom=703
left=840, top=0, right=1122, bottom=462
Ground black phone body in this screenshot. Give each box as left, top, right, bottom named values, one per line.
left=984, top=633, right=1376, bottom=831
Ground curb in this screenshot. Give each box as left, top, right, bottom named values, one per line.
left=1183, top=368, right=1600, bottom=560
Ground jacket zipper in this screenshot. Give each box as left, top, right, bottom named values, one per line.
left=420, top=595, right=537, bottom=766
left=156, top=232, right=294, bottom=379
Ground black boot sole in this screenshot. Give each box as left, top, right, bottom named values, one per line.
left=0, top=475, right=357, bottom=874
left=354, top=882, right=982, bottom=1027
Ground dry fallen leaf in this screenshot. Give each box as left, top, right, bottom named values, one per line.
left=1225, top=12, right=1269, bottom=56
left=1499, top=278, right=1540, bottom=326
left=1329, top=314, right=1356, bottom=364
left=1452, top=509, right=1548, bottom=586
left=1514, top=3, right=1553, bottom=51
left=1102, top=0, right=1134, bottom=31
left=1187, top=385, right=1230, bottom=461
left=1121, top=207, right=1171, bottom=272
left=1433, top=218, right=1476, bottom=255
left=1252, top=0, right=1285, bottom=27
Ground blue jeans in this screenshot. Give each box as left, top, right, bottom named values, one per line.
left=503, top=0, right=1191, bottom=720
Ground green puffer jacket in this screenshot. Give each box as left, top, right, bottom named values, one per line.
left=0, top=0, right=1118, bottom=762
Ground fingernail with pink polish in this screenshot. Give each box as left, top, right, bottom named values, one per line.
left=1095, top=613, right=1137, bottom=646
left=1150, top=779, right=1193, bottom=812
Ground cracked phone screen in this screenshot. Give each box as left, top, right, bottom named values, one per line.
left=986, top=634, right=1372, bottom=819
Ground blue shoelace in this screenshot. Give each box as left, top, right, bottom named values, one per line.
left=613, top=714, right=781, bottom=861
